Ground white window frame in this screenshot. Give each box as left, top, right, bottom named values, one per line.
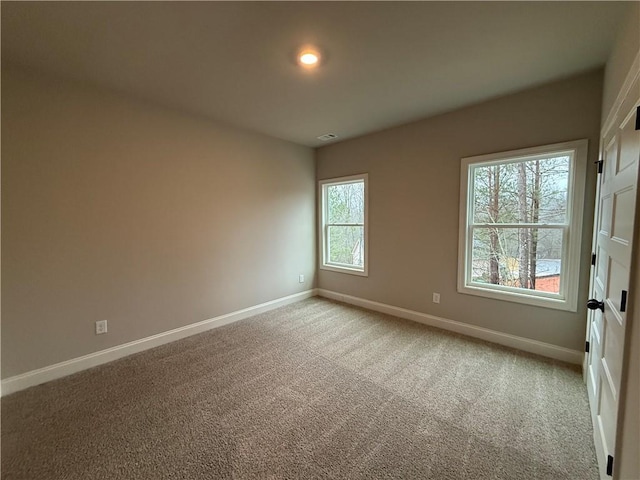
left=457, top=140, right=588, bottom=312
left=319, top=173, right=369, bottom=276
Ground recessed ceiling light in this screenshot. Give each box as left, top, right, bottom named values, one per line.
left=300, top=52, right=319, bottom=65
left=297, top=47, right=321, bottom=68
left=317, top=133, right=338, bottom=141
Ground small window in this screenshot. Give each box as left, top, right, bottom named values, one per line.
left=458, top=140, right=587, bottom=311
left=319, top=174, right=368, bottom=276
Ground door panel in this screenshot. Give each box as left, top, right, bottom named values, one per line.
left=611, top=187, right=634, bottom=242
left=603, top=135, right=617, bottom=182
left=598, top=377, right=617, bottom=455
left=586, top=82, right=639, bottom=479
left=599, top=194, right=613, bottom=236
left=602, top=316, right=623, bottom=394
left=588, top=329, right=601, bottom=400
left=618, top=110, right=640, bottom=172
left=607, top=259, right=628, bottom=318
left=596, top=245, right=608, bottom=290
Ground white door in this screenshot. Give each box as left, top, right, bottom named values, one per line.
left=585, top=76, right=640, bottom=479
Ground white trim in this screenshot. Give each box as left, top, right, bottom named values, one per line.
left=457, top=139, right=588, bottom=312
left=602, top=49, right=640, bottom=135
left=317, top=288, right=583, bottom=364
left=1, top=289, right=317, bottom=396
left=318, top=173, right=369, bottom=277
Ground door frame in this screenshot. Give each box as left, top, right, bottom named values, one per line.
left=584, top=51, right=640, bottom=479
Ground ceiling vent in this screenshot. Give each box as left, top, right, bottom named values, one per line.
left=317, top=133, right=338, bottom=141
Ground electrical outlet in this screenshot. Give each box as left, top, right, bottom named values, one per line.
left=95, top=320, right=108, bottom=335
left=432, top=293, right=440, bottom=304
left=299, top=274, right=305, bottom=283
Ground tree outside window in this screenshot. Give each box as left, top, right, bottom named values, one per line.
left=458, top=140, right=587, bottom=311
left=319, top=174, right=368, bottom=276
left=471, top=155, right=569, bottom=293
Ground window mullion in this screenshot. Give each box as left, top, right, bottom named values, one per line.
left=326, top=223, right=364, bottom=227
left=470, top=223, right=568, bottom=229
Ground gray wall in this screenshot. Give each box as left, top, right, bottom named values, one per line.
left=317, top=70, right=603, bottom=351
left=1, top=65, right=316, bottom=378
left=601, top=2, right=640, bottom=123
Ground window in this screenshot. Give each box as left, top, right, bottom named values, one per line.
left=458, top=140, right=587, bottom=311
left=319, top=174, right=368, bottom=276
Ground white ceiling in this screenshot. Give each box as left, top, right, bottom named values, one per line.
left=1, top=2, right=629, bottom=147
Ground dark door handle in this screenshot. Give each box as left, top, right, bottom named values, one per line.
left=587, top=299, right=604, bottom=312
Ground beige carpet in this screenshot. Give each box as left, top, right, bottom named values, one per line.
left=2, top=297, right=598, bottom=479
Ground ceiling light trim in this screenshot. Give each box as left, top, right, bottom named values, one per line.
left=297, top=46, right=322, bottom=69
left=317, top=133, right=338, bottom=141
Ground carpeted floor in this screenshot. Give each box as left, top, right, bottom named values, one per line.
left=2, top=297, right=598, bottom=479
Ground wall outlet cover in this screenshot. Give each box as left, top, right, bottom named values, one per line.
left=96, top=320, right=108, bottom=335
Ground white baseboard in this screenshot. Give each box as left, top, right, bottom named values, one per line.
left=317, top=289, right=583, bottom=365
left=1, top=289, right=317, bottom=396
left=2, top=287, right=583, bottom=396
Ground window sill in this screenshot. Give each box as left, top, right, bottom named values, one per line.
left=320, top=264, right=368, bottom=277
left=458, top=283, right=577, bottom=312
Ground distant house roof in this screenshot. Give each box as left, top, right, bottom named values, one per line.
left=471, top=258, right=561, bottom=280
left=535, top=259, right=561, bottom=277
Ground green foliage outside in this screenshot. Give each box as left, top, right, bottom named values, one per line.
left=471, top=155, right=569, bottom=291
left=326, top=182, right=365, bottom=267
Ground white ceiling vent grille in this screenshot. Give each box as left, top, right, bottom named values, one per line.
left=317, top=133, right=338, bottom=141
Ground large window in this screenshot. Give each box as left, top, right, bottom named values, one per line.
left=319, top=174, right=368, bottom=276
left=458, top=140, right=587, bottom=311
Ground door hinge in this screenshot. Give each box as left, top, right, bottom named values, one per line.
left=606, top=454, right=614, bottom=476
left=585, top=341, right=590, bottom=353
left=635, top=105, right=639, bottom=130
left=591, top=253, right=596, bottom=266
left=596, top=160, right=603, bottom=173
left=621, top=290, right=627, bottom=312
